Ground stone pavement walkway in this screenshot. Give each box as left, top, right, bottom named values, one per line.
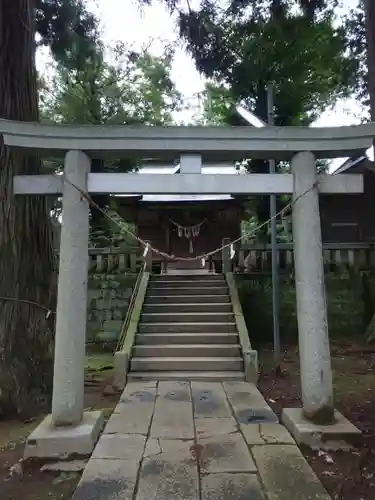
left=72, top=381, right=331, bottom=500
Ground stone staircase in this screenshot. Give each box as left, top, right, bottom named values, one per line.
left=128, top=273, right=245, bottom=381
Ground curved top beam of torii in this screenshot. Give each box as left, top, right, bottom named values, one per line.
left=0, top=118, right=375, bottom=161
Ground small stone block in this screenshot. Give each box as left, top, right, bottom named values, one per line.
left=252, top=444, right=331, bottom=500
left=92, top=434, right=146, bottom=460
left=201, top=473, right=266, bottom=500
left=72, top=459, right=138, bottom=500
left=281, top=407, right=361, bottom=451
left=244, top=350, right=259, bottom=384
left=40, top=459, right=88, bottom=472
left=24, top=411, right=104, bottom=459
left=113, top=351, right=128, bottom=390
left=198, top=433, right=257, bottom=473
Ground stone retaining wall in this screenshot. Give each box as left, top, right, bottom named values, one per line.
left=87, top=274, right=136, bottom=343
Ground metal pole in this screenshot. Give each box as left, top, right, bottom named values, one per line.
left=267, top=84, right=281, bottom=371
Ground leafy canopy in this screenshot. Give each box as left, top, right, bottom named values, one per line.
left=40, top=43, right=182, bottom=126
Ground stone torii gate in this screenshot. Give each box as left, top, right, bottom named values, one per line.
left=1, top=119, right=370, bottom=457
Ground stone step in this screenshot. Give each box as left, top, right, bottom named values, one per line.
left=148, top=286, right=228, bottom=296
left=149, top=280, right=226, bottom=288
left=127, top=371, right=245, bottom=381
left=140, top=312, right=234, bottom=323
left=130, top=357, right=244, bottom=372
left=142, top=303, right=233, bottom=314
left=152, top=274, right=224, bottom=281
left=139, top=322, right=237, bottom=333
left=144, top=294, right=230, bottom=304
left=136, top=332, right=239, bottom=345
left=133, top=344, right=242, bottom=357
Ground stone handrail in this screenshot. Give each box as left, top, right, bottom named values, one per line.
left=115, top=263, right=146, bottom=353
left=113, top=271, right=150, bottom=390
left=238, top=242, right=375, bottom=272
left=225, top=272, right=258, bottom=383
left=2, top=119, right=375, bottom=160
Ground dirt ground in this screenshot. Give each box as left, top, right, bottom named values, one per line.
left=1, top=343, right=375, bottom=500
left=258, top=340, right=375, bottom=500
left=0, top=352, right=119, bottom=500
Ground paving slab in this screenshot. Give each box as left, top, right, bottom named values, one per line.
left=119, top=382, right=157, bottom=404
left=107, top=404, right=155, bottom=435
left=191, top=381, right=232, bottom=418
left=157, top=380, right=191, bottom=402
left=201, top=473, right=266, bottom=500
left=240, top=424, right=266, bottom=446
left=235, top=406, right=278, bottom=425
left=136, top=438, right=199, bottom=500
left=223, top=381, right=267, bottom=407
left=92, top=434, right=146, bottom=461
left=252, top=444, right=331, bottom=500
left=260, top=423, right=296, bottom=445
left=198, top=432, right=257, bottom=473
left=241, top=423, right=296, bottom=446
left=150, top=400, right=194, bottom=439
left=72, top=459, right=138, bottom=500
left=144, top=438, right=162, bottom=458
left=195, top=417, right=238, bottom=439
left=71, top=381, right=332, bottom=500
left=223, top=382, right=278, bottom=424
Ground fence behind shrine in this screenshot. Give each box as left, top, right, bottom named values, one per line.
left=237, top=242, right=375, bottom=273
left=55, top=242, right=375, bottom=276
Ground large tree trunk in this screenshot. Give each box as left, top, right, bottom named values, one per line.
left=364, top=0, right=375, bottom=343
left=365, top=0, right=375, bottom=120
left=0, top=1, right=56, bottom=416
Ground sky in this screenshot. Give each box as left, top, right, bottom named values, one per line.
left=36, top=0, right=369, bottom=174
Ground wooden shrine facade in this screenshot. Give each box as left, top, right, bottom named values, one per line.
left=117, top=196, right=246, bottom=270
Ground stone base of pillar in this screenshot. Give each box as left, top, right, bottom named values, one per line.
left=281, top=407, right=361, bottom=451
left=24, top=411, right=104, bottom=459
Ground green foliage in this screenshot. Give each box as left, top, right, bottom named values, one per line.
left=180, top=2, right=355, bottom=126
left=139, top=0, right=357, bottom=232
left=344, top=1, right=369, bottom=117
left=40, top=43, right=182, bottom=126
left=35, top=0, right=100, bottom=67
left=39, top=30, right=183, bottom=245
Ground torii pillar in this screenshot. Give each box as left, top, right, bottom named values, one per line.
left=24, top=151, right=104, bottom=459
left=282, top=151, right=361, bottom=450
